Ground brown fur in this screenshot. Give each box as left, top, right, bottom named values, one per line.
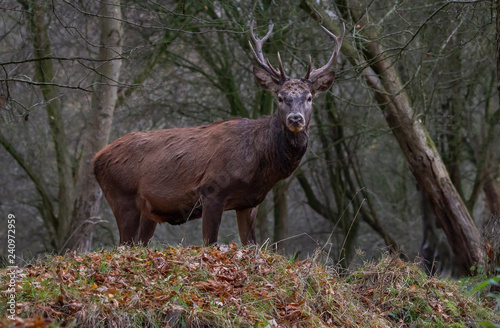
left=94, top=66, right=336, bottom=246
left=94, top=22, right=343, bottom=246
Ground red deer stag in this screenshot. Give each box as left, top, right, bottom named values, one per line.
left=93, top=21, right=344, bottom=246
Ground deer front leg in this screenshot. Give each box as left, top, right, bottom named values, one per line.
left=236, top=207, right=257, bottom=245
left=201, top=196, right=225, bottom=246
left=138, top=214, right=157, bottom=246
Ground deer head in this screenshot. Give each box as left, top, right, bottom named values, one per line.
left=250, top=21, right=344, bottom=133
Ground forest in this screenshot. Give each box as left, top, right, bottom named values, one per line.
left=1, top=0, right=499, bottom=279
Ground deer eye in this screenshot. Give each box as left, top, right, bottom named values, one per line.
left=307, top=95, right=312, bottom=102
left=278, top=96, right=283, bottom=103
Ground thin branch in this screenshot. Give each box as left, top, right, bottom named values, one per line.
left=296, top=170, right=331, bottom=219
left=0, top=130, right=57, bottom=231
left=0, top=77, right=93, bottom=92
left=59, top=0, right=238, bottom=34
left=397, top=0, right=486, bottom=55
left=0, top=56, right=125, bottom=65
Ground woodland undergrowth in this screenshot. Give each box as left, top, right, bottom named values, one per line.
left=0, top=244, right=498, bottom=327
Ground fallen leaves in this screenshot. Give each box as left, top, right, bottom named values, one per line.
left=0, top=246, right=498, bottom=328
left=3, top=315, right=52, bottom=328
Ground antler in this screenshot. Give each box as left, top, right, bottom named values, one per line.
left=304, top=23, right=345, bottom=81
left=249, top=20, right=288, bottom=82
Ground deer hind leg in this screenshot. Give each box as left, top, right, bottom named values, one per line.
left=107, top=194, right=141, bottom=245
left=134, top=196, right=159, bottom=246
left=236, top=207, right=257, bottom=246
left=201, top=196, right=225, bottom=246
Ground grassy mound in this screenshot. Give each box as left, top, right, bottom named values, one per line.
left=1, top=244, right=498, bottom=327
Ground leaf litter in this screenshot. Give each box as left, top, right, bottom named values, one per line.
left=0, top=244, right=498, bottom=327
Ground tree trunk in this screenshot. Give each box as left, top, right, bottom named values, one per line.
left=419, top=184, right=457, bottom=276
left=483, top=175, right=500, bottom=267
left=484, top=172, right=500, bottom=217
left=67, top=0, right=124, bottom=252
left=20, top=0, right=74, bottom=250
left=301, top=0, right=484, bottom=275
left=482, top=0, right=500, bottom=269
left=273, top=180, right=288, bottom=251
left=358, top=27, right=483, bottom=276
left=256, top=199, right=270, bottom=244
left=442, top=34, right=465, bottom=201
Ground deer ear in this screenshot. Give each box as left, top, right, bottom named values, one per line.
left=253, top=67, right=281, bottom=94
left=310, top=71, right=335, bottom=96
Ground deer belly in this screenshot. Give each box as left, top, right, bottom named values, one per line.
left=137, top=192, right=203, bottom=225
left=225, top=191, right=269, bottom=211
left=151, top=207, right=203, bottom=225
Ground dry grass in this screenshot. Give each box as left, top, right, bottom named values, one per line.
left=0, top=244, right=498, bottom=327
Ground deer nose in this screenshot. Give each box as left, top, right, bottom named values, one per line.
left=287, top=113, right=304, bottom=126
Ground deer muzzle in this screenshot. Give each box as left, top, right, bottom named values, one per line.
left=286, top=113, right=305, bottom=132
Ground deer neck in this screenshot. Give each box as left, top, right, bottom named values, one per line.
left=268, top=113, right=308, bottom=177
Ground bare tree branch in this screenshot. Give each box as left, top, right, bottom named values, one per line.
left=0, top=129, right=57, bottom=234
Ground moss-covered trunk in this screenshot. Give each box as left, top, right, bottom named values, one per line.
left=67, top=0, right=124, bottom=251
left=301, top=0, right=484, bottom=275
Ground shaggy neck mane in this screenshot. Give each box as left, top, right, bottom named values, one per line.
left=255, top=113, right=309, bottom=180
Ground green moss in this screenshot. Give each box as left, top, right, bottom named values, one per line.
left=426, top=131, right=437, bottom=150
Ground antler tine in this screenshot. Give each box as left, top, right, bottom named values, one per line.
left=306, top=22, right=345, bottom=81
left=249, top=20, right=283, bottom=80
left=249, top=20, right=273, bottom=46
left=264, top=58, right=280, bottom=77
left=276, top=52, right=287, bottom=80
left=249, top=20, right=270, bottom=66
left=248, top=40, right=280, bottom=77
left=304, top=55, right=312, bottom=80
